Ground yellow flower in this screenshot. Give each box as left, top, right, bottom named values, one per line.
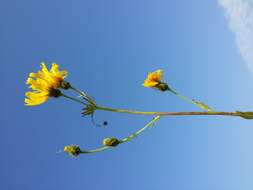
left=143, top=69, right=169, bottom=91
left=143, top=69, right=163, bottom=87
left=25, top=63, right=68, bottom=106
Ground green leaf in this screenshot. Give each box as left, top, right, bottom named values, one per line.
left=192, top=99, right=213, bottom=111
left=236, top=111, right=253, bottom=119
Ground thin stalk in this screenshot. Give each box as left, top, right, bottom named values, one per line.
left=70, top=86, right=96, bottom=105
left=97, top=105, right=239, bottom=118
left=80, top=146, right=111, bottom=154
left=60, top=95, right=240, bottom=118
left=97, top=105, right=156, bottom=115
left=169, top=88, right=195, bottom=105
left=122, top=116, right=161, bottom=142
left=168, top=87, right=211, bottom=111
left=61, top=93, right=87, bottom=106
left=156, top=111, right=238, bottom=117
left=79, top=116, right=161, bottom=154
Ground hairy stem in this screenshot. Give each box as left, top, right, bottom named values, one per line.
left=157, top=111, right=238, bottom=117
left=97, top=105, right=239, bottom=117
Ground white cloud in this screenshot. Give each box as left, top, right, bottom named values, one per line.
left=218, top=0, right=253, bottom=72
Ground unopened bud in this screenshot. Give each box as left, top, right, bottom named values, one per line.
left=64, top=145, right=81, bottom=157
left=103, top=137, right=121, bottom=147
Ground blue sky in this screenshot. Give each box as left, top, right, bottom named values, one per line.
left=1, top=0, right=253, bottom=189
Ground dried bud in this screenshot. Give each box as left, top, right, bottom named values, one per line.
left=103, top=137, right=121, bottom=147
left=64, top=145, right=81, bottom=157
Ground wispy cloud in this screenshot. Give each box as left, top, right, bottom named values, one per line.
left=218, top=0, right=253, bottom=72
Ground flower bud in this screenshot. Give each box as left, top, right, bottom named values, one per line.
left=103, top=137, right=121, bottom=147
left=64, top=145, right=81, bottom=157
left=60, top=80, right=71, bottom=89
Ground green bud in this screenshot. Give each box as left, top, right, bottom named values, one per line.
left=236, top=111, right=253, bottom=119
left=156, top=82, right=170, bottom=92
left=103, top=137, right=121, bottom=147
left=60, top=80, right=71, bottom=89
left=64, top=145, right=81, bottom=157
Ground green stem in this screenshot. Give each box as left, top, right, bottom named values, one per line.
left=97, top=105, right=239, bottom=118
left=61, top=93, right=87, bottom=106
left=60, top=95, right=240, bottom=118
left=122, top=116, right=161, bottom=142
left=80, top=146, right=111, bottom=154
left=168, top=87, right=211, bottom=111
left=78, top=116, right=161, bottom=154
left=97, top=105, right=156, bottom=115
left=169, top=88, right=195, bottom=105
left=70, top=86, right=96, bottom=105
left=156, top=111, right=238, bottom=117
left=68, top=85, right=212, bottom=113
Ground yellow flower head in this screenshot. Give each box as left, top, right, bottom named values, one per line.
left=143, top=69, right=169, bottom=91
left=143, top=69, right=163, bottom=87
left=25, top=63, right=68, bottom=106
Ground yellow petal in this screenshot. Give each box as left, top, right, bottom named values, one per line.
left=59, top=70, right=68, bottom=78
left=143, top=80, right=159, bottom=87
left=26, top=77, right=49, bottom=91
left=148, top=69, right=163, bottom=81
left=25, top=91, right=49, bottom=99
left=40, top=62, right=49, bottom=74
left=25, top=62, right=68, bottom=106
left=25, top=94, right=48, bottom=106
left=50, top=63, right=59, bottom=73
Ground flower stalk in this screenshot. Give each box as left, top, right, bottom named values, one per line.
left=96, top=105, right=247, bottom=119
left=64, top=116, right=161, bottom=155
left=167, top=87, right=213, bottom=112
left=24, top=64, right=253, bottom=156
left=61, top=93, right=87, bottom=106
left=60, top=92, right=250, bottom=119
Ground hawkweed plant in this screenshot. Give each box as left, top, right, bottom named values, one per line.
left=25, top=63, right=253, bottom=157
